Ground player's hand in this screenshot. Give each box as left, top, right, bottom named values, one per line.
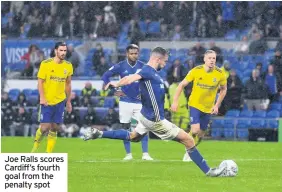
left=105, top=82, right=118, bottom=90
left=170, top=102, right=179, bottom=112
left=40, top=97, right=48, bottom=106
left=114, top=90, right=125, bottom=97
left=66, top=101, right=72, bottom=113
left=211, top=105, right=219, bottom=115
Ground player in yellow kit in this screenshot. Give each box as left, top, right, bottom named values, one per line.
left=31, top=42, right=73, bottom=153
left=171, top=50, right=227, bottom=161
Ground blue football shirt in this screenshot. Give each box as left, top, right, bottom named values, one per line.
left=102, top=59, right=145, bottom=103
left=138, top=65, right=165, bottom=122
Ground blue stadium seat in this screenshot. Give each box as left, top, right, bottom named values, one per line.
left=94, top=107, right=109, bottom=119
left=72, top=89, right=81, bottom=97
left=238, top=61, right=249, bottom=71
left=237, top=129, right=249, bottom=139
left=240, top=110, right=253, bottom=118
left=140, top=48, right=151, bottom=61
left=90, top=96, right=101, bottom=107
left=147, top=21, right=160, bottom=34
left=225, top=110, right=240, bottom=117
left=223, top=119, right=236, bottom=129
left=269, top=103, right=281, bottom=111
left=250, top=120, right=266, bottom=129
left=22, top=89, right=33, bottom=97
left=266, top=110, right=280, bottom=118
left=224, top=129, right=235, bottom=138
left=176, top=49, right=188, bottom=57
left=211, top=119, right=224, bottom=128
left=242, top=77, right=250, bottom=84
left=138, top=21, right=147, bottom=33
left=169, top=49, right=177, bottom=56
left=236, top=119, right=251, bottom=129
left=31, top=90, right=39, bottom=96
left=27, top=95, right=38, bottom=106
left=268, top=120, right=278, bottom=129
left=253, top=111, right=266, bottom=118
left=104, top=97, right=115, bottom=108
left=211, top=128, right=222, bottom=138
left=9, top=89, right=20, bottom=97
left=243, top=69, right=252, bottom=78
left=78, top=108, right=88, bottom=120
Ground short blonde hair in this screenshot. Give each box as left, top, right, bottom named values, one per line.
left=204, top=50, right=217, bottom=55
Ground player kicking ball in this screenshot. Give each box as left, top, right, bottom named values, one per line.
left=171, top=50, right=227, bottom=162
left=83, top=47, right=230, bottom=177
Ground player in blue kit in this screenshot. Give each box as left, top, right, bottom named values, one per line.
left=84, top=47, right=228, bottom=177
left=101, top=44, right=153, bottom=161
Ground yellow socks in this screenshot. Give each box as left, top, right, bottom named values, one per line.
left=31, top=128, right=44, bottom=153
left=46, top=131, right=57, bottom=153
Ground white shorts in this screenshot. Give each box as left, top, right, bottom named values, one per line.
left=135, top=114, right=181, bottom=140
left=119, top=101, right=142, bottom=123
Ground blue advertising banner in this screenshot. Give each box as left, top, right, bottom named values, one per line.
left=3, top=40, right=82, bottom=65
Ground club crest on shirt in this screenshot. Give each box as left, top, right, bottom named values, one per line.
left=213, top=78, right=217, bottom=82
left=64, top=69, right=67, bottom=75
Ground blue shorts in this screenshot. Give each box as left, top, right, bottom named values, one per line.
left=189, top=106, right=211, bottom=130
left=39, top=100, right=66, bottom=124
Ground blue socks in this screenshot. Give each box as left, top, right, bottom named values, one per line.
left=101, top=130, right=149, bottom=155
left=141, top=134, right=148, bottom=153
left=123, top=133, right=149, bottom=154
left=102, top=130, right=130, bottom=140
left=123, top=140, right=131, bottom=154
left=187, top=147, right=210, bottom=174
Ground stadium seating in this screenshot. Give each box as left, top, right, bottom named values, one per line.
left=236, top=119, right=251, bottom=129
left=253, top=111, right=266, bottom=118
left=225, top=110, right=240, bottom=117
left=104, top=97, right=116, bottom=108
left=250, top=120, right=266, bottom=129
left=269, top=103, right=281, bottom=111
left=266, top=110, right=280, bottom=118
left=240, top=110, right=253, bottom=118
left=223, top=119, right=236, bottom=129
left=267, top=120, right=278, bottom=129
left=94, top=107, right=109, bottom=119
left=22, top=89, right=33, bottom=97
left=147, top=21, right=160, bottom=34
left=237, top=129, right=249, bottom=139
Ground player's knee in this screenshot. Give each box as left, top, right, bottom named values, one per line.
left=129, top=133, right=143, bottom=142
left=40, top=123, right=51, bottom=133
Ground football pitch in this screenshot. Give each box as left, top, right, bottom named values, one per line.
left=2, top=137, right=282, bottom=192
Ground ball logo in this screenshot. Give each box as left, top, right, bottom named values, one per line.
left=40, top=114, right=43, bottom=120
left=190, top=117, right=193, bottom=122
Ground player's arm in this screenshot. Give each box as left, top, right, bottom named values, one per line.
left=65, top=66, right=73, bottom=112
left=37, top=62, right=47, bottom=106
left=171, top=70, right=194, bottom=112
left=105, top=74, right=142, bottom=89
left=211, top=75, right=227, bottom=114
left=101, top=65, right=120, bottom=89
left=65, top=76, right=72, bottom=103
left=214, top=84, right=227, bottom=108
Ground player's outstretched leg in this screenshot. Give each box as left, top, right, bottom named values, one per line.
left=175, top=129, right=226, bottom=177
left=83, top=128, right=130, bottom=141
left=31, top=124, right=49, bottom=153
left=141, top=134, right=153, bottom=160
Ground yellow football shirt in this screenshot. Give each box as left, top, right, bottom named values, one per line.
left=37, top=58, right=73, bottom=105
left=185, top=65, right=227, bottom=113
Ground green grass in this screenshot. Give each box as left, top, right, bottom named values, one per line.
left=2, top=137, right=282, bottom=192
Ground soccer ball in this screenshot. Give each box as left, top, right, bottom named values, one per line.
left=219, top=160, right=238, bottom=177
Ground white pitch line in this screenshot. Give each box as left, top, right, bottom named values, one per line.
left=74, top=159, right=282, bottom=163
